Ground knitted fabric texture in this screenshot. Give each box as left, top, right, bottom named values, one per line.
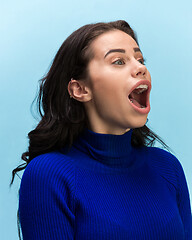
left=19, top=128, right=192, bottom=239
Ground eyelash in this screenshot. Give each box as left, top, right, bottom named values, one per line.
left=138, top=57, right=146, bottom=65
left=112, top=57, right=146, bottom=65
left=112, top=59, right=125, bottom=65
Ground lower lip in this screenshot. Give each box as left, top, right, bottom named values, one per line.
left=128, top=98, right=151, bottom=114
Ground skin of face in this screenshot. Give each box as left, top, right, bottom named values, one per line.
left=68, top=30, right=152, bottom=135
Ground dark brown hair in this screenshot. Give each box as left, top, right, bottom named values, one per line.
left=11, top=20, right=171, bottom=185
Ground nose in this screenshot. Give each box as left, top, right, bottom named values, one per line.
left=131, top=61, right=147, bottom=78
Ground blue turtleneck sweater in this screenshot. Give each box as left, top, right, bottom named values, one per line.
left=19, top=128, right=192, bottom=239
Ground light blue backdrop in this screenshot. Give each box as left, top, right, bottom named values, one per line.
left=1, top=0, right=191, bottom=239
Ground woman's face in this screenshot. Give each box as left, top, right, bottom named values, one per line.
left=83, top=30, right=152, bottom=135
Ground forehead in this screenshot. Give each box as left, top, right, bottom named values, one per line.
left=90, top=30, right=139, bottom=57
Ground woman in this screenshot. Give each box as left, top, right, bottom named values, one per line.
left=11, top=20, right=192, bottom=239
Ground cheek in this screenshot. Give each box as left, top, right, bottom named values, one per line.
left=89, top=69, right=115, bottom=94
left=92, top=77, right=120, bottom=101
left=87, top=62, right=129, bottom=102
left=91, top=80, right=127, bottom=115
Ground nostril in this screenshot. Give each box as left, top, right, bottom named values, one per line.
left=136, top=71, right=142, bottom=76
left=136, top=71, right=145, bottom=76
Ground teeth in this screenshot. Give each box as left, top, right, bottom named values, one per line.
left=135, top=84, right=148, bottom=94
left=136, top=84, right=148, bottom=89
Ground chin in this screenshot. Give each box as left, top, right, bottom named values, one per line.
left=128, top=117, right=148, bottom=129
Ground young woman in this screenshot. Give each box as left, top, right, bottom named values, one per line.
left=11, top=20, right=192, bottom=239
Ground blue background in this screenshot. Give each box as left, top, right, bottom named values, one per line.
left=1, top=0, right=192, bottom=239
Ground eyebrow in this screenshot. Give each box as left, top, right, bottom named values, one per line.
left=133, top=47, right=142, bottom=54
left=104, top=47, right=142, bottom=58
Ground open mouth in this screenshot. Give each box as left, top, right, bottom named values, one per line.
left=128, top=83, right=150, bottom=109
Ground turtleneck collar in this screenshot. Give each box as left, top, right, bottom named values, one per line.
left=72, top=128, right=135, bottom=167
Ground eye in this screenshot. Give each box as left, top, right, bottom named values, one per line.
left=112, top=59, right=125, bottom=65
left=138, top=58, right=146, bottom=65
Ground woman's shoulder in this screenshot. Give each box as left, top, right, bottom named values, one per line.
left=146, top=146, right=185, bottom=187
left=146, top=146, right=181, bottom=169
left=21, top=151, right=75, bottom=186
left=19, top=151, right=76, bottom=226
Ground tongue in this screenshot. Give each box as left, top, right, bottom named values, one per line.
left=129, top=98, right=142, bottom=108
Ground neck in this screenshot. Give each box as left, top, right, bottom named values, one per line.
left=73, top=127, right=135, bottom=167
left=86, top=121, right=131, bottom=136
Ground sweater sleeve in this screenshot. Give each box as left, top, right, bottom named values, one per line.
left=148, top=147, right=192, bottom=239
left=175, top=158, right=192, bottom=239
left=19, top=152, right=75, bottom=240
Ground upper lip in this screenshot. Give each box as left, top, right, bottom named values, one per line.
left=128, top=80, right=152, bottom=96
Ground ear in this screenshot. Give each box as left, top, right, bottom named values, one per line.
left=68, top=79, right=92, bottom=102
